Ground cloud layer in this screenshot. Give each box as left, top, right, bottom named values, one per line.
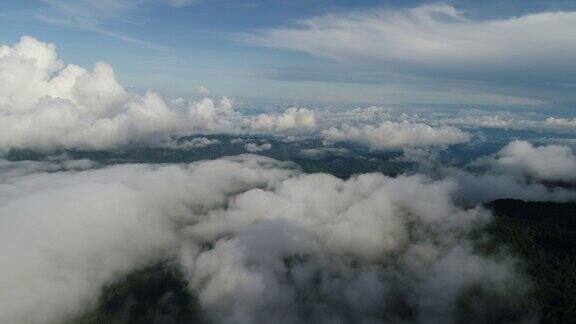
left=429, top=141, right=576, bottom=204
left=487, top=140, right=576, bottom=183
left=249, top=4, right=576, bottom=70
left=250, top=107, right=316, bottom=133
left=3, top=35, right=495, bottom=153
left=322, top=121, right=471, bottom=150
left=0, top=155, right=532, bottom=323
left=0, top=36, right=320, bottom=151
left=247, top=4, right=576, bottom=105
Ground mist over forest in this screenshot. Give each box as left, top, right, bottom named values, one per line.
left=2, top=2, right=576, bottom=323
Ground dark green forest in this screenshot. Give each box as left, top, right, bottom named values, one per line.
left=485, top=200, right=576, bottom=323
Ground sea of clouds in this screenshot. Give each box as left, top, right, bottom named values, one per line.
left=2, top=36, right=576, bottom=324
left=1, top=155, right=537, bottom=324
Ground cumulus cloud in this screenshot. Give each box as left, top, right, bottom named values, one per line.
left=245, top=142, right=272, bottom=153
left=0, top=155, right=532, bottom=323
left=545, top=117, right=576, bottom=127
left=322, top=121, right=471, bottom=150
left=160, top=136, right=220, bottom=149
left=442, top=114, right=514, bottom=128
left=405, top=140, right=576, bottom=204
left=0, top=36, right=241, bottom=150
left=486, top=140, right=576, bottom=183
left=10, top=36, right=571, bottom=155
left=448, top=168, right=576, bottom=204
left=436, top=110, right=576, bottom=134
left=250, top=107, right=317, bottom=133
left=299, top=147, right=349, bottom=159
left=0, top=36, right=324, bottom=152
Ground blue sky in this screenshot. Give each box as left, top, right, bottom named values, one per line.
left=1, top=0, right=576, bottom=112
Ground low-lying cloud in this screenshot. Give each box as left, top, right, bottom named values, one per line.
left=250, top=107, right=316, bottom=133
left=322, top=121, right=471, bottom=150
left=486, top=140, right=576, bottom=183
left=0, top=155, right=533, bottom=323
left=245, top=142, right=272, bottom=153
left=429, top=141, right=576, bottom=204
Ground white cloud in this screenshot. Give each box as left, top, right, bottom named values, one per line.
left=250, top=107, right=317, bottom=133
left=435, top=110, right=576, bottom=134
left=0, top=36, right=322, bottom=151
left=249, top=4, right=576, bottom=69
left=245, top=142, right=272, bottom=153
left=545, top=117, right=576, bottom=127
left=299, top=147, right=349, bottom=159
left=447, top=168, right=576, bottom=204
left=412, top=140, right=576, bottom=204
left=322, top=121, right=471, bottom=150
left=0, top=157, right=96, bottom=184
left=487, top=140, right=576, bottom=183
left=0, top=155, right=295, bottom=323
left=3, top=35, right=572, bottom=155
left=160, top=136, right=220, bottom=149
left=441, top=114, right=515, bottom=128
left=0, top=36, right=233, bottom=150
left=0, top=155, right=532, bottom=323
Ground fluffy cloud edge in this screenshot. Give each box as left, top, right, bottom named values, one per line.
left=322, top=121, right=471, bottom=150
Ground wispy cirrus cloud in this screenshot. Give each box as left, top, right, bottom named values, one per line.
left=35, top=0, right=200, bottom=48
left=248, top=4, right=576, bottom=69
